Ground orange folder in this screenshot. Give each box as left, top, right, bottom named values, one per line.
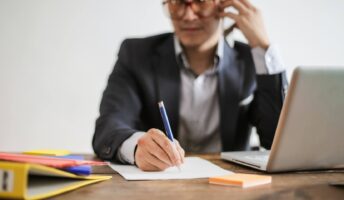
left=0, top=152, right=106, bottom=168
left=209, top=173, right=271, bottom=188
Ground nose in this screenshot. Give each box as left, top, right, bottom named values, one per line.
left=182, top=4, right=199, bottom=21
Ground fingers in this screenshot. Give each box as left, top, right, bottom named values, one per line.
left=220, top=0, right=249, bottom=15
left=238, top=0, right=255, bottom=10
left=174, top=140, right=185, bottom=163
left=218, top=11, right=239, bottom=21
left=142, top=135, right=173, bottom=166
left=218, top=0, right=269, bottom=49
left=135, top=128, right=184, bottom=171
left=136, top=139, right=171, bottom=171
left=149, top=129, right=182, bottom=165
left=141, top=149, right=171, bottom=170
left=135, top=149, right=164, bottom=171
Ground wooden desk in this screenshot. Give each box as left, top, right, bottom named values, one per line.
left=50, top=154, right=344, bottom=200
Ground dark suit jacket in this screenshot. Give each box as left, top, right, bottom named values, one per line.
left=92, top=33, right=288, bottom=162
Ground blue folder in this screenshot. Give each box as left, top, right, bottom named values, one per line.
left=56, top=155, right=92, bottom=175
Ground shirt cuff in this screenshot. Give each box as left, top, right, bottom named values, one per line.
left=251, top=44, right=285, bottom=75
left=116, top=131, right=145, bottom=164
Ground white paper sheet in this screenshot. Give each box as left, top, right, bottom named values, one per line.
left=109, top=157, right=233, bottom=180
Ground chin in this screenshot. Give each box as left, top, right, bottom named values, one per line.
left=178, top=35, right=207, bottom=48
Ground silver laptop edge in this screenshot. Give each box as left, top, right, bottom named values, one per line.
left=222, top=66, right=344, bottom=172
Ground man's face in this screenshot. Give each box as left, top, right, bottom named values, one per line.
left=168, top=0, right=221, bottom=48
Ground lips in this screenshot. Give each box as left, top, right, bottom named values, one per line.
left=180, top=26, right=203, bottom=32
left=182, top=27, right=201, bottom=31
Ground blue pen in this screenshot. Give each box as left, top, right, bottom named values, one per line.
left=158, top=101, right=181, bottom=171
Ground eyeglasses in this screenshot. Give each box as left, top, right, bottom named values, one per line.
left=162, top=0, right=217, bottom=20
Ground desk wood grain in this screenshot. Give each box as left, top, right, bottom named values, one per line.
left=50, top=154, right=344, bottom=200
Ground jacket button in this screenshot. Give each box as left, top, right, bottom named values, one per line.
left=104, top=147, right=111, bottom=154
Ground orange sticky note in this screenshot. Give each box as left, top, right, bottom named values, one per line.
left=209, top=173, right=271, bottom=188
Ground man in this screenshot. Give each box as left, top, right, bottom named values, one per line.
left=92, top=0, right=287, bottom=171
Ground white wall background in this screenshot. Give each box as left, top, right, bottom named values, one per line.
left=1, top=0, right=344, bottom=153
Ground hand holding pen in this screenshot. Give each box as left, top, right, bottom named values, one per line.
left=158, top=101, right=183, bottom=171
left=134, top=102, right=185, bottom=171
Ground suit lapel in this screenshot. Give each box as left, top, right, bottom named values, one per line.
left=218, top=42, right=244, bottom=151
left=152, top=35, right=181, bottom=137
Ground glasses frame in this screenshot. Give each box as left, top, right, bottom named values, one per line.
left=162, top=0, right=218, bottom=20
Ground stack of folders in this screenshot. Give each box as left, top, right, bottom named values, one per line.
left=0, top=152, right=111, bottom=200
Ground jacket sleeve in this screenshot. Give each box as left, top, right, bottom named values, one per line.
left=92, top=40, right=142, bottom=161
left=249, top=71, right=288, bottom=149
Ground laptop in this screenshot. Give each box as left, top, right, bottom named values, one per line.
left=221, top=66, right=344, bottom=172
